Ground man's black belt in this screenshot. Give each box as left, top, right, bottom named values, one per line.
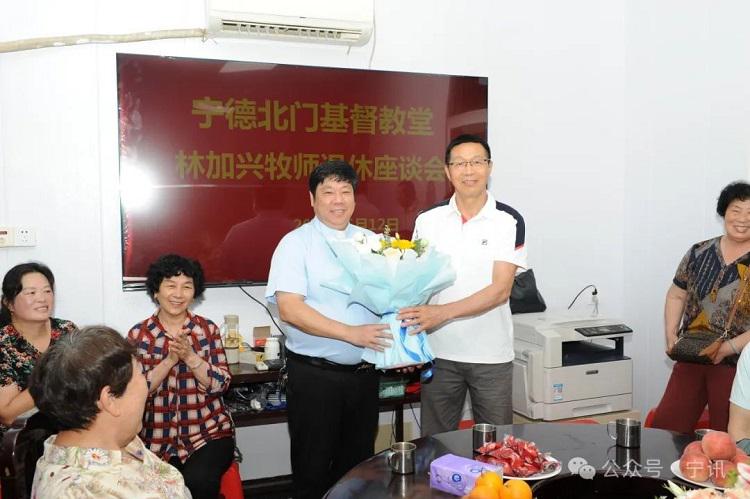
left=286, top=349, right=374, bottom=373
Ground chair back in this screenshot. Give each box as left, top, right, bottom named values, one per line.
left=0, top=412, right=58, bottom=499
left=219, top=461, right=244, bottom=499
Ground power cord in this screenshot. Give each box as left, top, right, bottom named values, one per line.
left=238, top=286, right=285, bottom=335
left=567, top=284, right=598, bottom=310
left=390, top=409, right=396, bottom=446
left=409, top=403, right=421, bottom=433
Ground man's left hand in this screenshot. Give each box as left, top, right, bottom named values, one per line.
left=397, top=305, right=449, bottom=335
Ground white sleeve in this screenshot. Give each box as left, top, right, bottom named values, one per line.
left=730, top=345, right=750, bottom=410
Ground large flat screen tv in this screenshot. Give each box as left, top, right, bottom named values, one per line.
left=117, top=54, right=488, bottom=288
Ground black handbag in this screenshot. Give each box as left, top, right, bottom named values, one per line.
left=510, top=269, right=547, bottom=314
left=667, top=329, right=731, bottom=365
left=668, top=269, right=750, bottom=365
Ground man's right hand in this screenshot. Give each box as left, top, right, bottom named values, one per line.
left=346, top=324, right=392, bottom=351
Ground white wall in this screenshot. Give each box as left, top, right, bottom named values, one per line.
left=623, top=1, right=750, bottom=413
left=1, top=0, right=749, bottom=478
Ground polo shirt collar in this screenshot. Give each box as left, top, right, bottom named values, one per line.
left=447, top=191, right=496, bottom=221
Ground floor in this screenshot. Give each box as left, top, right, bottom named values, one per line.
left=243, top=475, right=295, bottom=499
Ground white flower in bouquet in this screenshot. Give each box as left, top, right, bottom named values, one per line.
left=382, top=246, right=402, bottom=263
left=367, top=235, right=383, bottom=253
left=352, top=232, right=382, bottom=254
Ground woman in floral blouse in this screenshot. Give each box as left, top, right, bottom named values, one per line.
left=0, top=262, right=76, bottom=426
left=29, top=326, right=189, bottom=498
left=652, top=182, right=750, bottom=433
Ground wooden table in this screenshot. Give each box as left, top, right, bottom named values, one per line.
left=323, top=423, right=692, bottom=498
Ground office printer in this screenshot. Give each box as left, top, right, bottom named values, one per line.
left=512, top=312, right=633, bottom=420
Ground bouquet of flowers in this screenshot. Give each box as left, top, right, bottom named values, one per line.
left=322, top=227, right=455, bottom=369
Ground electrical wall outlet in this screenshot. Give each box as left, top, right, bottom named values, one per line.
left=0, top=227, right=13, bottom=247
left=0, top=227, right=36, bottom=247
left=15, top=227, right=36, bottom=246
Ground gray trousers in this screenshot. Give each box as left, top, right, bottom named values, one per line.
left=420, top=358, right=513, bottom=437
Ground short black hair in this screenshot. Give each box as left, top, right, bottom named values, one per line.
left=308, top=160, right=358, bottom=197
left=445, top=134, right=492, bottom=165
left=717, top=181, right=750, bottom=217
left=29, top=326, right=135, bottom=431
left=0, top=262, right=55, bottom=327
left=145, top=254, right=206, bottom=301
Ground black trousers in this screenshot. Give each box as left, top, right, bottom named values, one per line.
left=286, top=355, right=379, bottom=499
left=169, top=437, right=235, bottom=499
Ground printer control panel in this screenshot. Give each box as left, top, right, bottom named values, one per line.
left=575, top=323, right=633, bottom=337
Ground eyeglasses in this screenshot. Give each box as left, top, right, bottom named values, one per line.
left=447, top=158, right=491, bottom=169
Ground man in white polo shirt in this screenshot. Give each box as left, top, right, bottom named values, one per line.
left=399, top=134, right=527, bottom=436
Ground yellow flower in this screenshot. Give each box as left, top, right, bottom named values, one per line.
left=391, top=239, right=414, bottom=250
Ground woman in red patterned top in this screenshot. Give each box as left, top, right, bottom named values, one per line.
left=128, top=254, right=234, bottom=499
left=0, top=262, right=76, bottom=426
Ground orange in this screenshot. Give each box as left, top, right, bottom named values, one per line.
left=469, top=484, right=500, bottom=499
left=498, top=479, right=532, bottom=499
left=474, top=471, right=503, bottom=492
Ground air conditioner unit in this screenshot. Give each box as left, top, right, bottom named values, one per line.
left=207, top=0, right=374, bottom=46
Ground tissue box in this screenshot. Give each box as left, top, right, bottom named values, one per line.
left=429, top=453, right=502, bottom=496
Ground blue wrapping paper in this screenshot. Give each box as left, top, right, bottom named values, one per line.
left=322, top=237, right=456, bottom=369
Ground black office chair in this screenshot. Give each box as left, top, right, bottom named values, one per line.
left=0, top=412, right=57, bottom=499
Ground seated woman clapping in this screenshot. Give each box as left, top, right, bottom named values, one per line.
left=128, top=254, right=234, bottom=499
left=0, top=262, right=76, bottom=427
left=29, top=326, right=190, bottom=499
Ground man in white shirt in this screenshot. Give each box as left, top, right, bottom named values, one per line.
left=729, top=341, right=750, bottom=452
left=399, top=134, right=527, bottom=436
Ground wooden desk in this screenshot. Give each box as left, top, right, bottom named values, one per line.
left=228, top=363, right=420, bottom=440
